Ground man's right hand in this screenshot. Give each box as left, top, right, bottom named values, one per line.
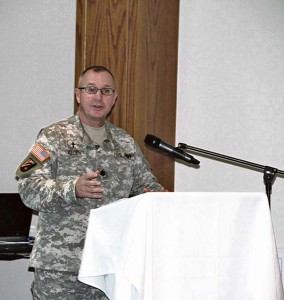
left=75, top=171, right=104, bottom=199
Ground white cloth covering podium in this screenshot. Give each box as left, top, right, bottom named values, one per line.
left=78, top=192, right=284, bottom=300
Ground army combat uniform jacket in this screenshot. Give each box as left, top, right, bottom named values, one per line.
left=16, top=114, right=163, bottom=272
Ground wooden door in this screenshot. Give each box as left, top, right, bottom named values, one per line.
left=75, top=0, right=179, bottom=191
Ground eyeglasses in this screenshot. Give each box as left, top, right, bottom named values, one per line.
left=78, top=86, right=115, bottom=96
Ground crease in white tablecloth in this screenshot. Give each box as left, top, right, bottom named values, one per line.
left=78, top=194, right=152, bottom=299
left=78, top=192, right=284, bottom=300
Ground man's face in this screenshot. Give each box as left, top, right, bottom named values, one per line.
left=75, top=70, right=117, bottom=127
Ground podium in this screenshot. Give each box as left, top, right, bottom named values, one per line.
left=78, top=192, right=284, bottom=300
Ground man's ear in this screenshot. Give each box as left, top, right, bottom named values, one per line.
left=113, top=93, right=118, bottom=106
left=75, top=88, right=81, bottom=104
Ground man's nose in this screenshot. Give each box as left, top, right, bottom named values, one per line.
left=94, top=89, right=103, bottom=98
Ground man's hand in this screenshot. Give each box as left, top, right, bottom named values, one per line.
left=75, top=171, right=104, bottom=199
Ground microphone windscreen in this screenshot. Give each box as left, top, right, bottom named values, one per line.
left=144, top=134, right=161, bottom=148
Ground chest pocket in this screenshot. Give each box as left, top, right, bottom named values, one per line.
left=55, top=147, right=96, bottom=178
left=97, top=150, right=135, bottom=192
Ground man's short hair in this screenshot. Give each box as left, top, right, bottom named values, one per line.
left=80, top=65, right=115, bottom=83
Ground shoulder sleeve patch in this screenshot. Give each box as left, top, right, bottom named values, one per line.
left=15, top=144, right=51, bottom=179
left=30, top=144, right=50, bottom=162
left=20, top=158, right=37, bottom=172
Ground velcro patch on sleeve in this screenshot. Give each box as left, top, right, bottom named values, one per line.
left=31, top=144, right=50, bottom=162
left=20, top=158, right=37, bottom=172
left=15, top=144, right=51, bottom=179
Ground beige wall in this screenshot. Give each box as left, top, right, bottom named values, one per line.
left=0, top=1, right=76, bottom=299
left=1, top=0, right=284, bottom=298
left=176, top=0, right=284, bottom=253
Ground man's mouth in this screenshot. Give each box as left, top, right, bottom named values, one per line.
left=92, top=103, right=103, bottom=109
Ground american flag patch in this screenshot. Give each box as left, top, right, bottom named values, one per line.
left=31, top=144, right=50, bottom=162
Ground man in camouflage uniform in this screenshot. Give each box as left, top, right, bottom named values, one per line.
left=16, top=66, right=164, bottom=299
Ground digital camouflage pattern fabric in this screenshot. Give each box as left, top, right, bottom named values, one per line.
left=16, top=114, right=163, bottom=272
left=32, top=269, right=109, bottom=300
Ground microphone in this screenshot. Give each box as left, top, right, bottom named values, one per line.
left=144, top=134, right=200, bottom=165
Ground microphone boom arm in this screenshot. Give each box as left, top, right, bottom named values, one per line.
left=178, top=142, right=284, bottom=208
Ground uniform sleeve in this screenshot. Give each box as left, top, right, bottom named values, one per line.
left=16, top=130, right=79, bottom=213
left=130, top=141, right=164, bottom=196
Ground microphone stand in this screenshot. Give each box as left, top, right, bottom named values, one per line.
left=178, top=143, right=284, bottom=208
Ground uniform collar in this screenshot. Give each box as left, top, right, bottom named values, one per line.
left=71, top=114, right=118, bottom=150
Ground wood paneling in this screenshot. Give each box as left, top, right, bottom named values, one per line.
left=75, top=0, right=179, bottom=191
